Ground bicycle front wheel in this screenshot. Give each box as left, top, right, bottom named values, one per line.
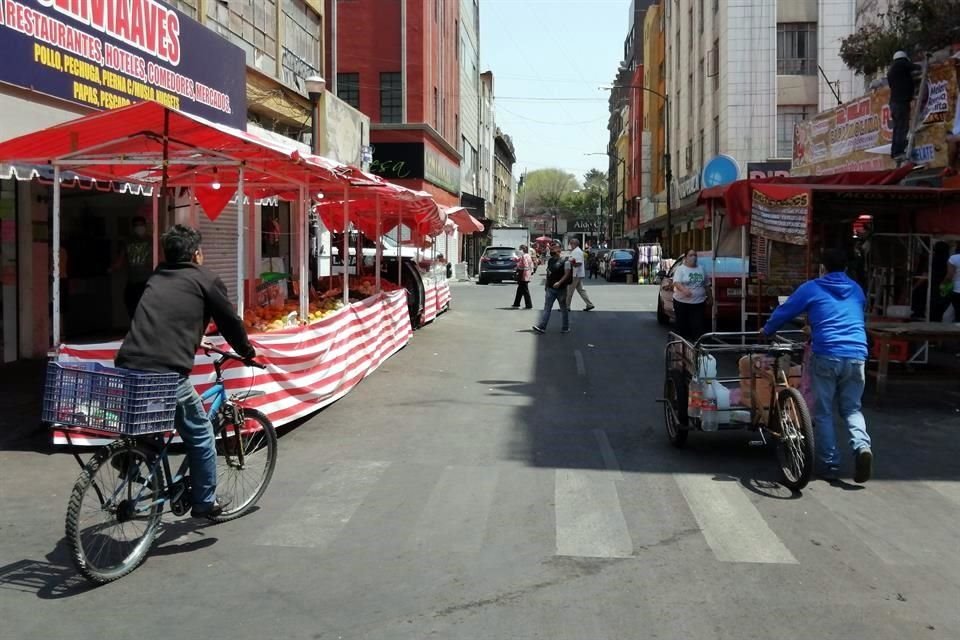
left=774, top=387, right=815, bottom=491
left=211, top=408, right=277, bottom=522
left=65, top=439, right=163, bottom=584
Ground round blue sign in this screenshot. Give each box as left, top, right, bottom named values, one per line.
left=701, top=155, right=740, bottom=188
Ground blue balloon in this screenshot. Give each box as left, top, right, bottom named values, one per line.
left=701, top=155, right=740, bottom=188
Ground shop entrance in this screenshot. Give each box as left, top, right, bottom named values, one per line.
left=54, top=189, right=151, bottom=342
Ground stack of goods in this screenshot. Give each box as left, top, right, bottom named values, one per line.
left=243, top=297, right=345, bottom=333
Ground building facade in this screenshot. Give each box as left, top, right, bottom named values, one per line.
left=656, top=0, right=856, bottom=253
left=326, top=0, right=462, bottom=206
left=459, top=0, right=482, bottom=207
left=493, top=130, right=517, bottom=225
left=479, top=71, right=496, bottom=211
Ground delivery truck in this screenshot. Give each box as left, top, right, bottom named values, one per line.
left=490, top=227, right=530, bottom=250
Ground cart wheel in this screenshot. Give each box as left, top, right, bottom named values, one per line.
left=774, top=387, right=815, bottom=490
left=664, top=371, right=689, bottom=448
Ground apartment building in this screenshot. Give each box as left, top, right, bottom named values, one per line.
left=664, top=0, right=857, bottom=204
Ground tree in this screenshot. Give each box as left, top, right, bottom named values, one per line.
left=840, top=0, right=960, bottom=76
left=517, top=168, right=580, bottom=217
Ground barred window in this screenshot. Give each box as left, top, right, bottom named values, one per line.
left=337, top=73, right=360, bottom=109
left=777, top=23, right=817, bottom=76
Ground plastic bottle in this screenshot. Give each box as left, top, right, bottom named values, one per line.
left=701, top=381, right=719, bottom=431
left=687, top=378, right=703, bottom=420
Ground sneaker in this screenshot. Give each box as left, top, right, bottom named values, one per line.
left=561, top=328, right=570, bottom=334
left=191, top=497, right=231, bottom=519
left=510, top=305, right=520, bottom=309
left=854, top=448, right=873, bottom=483
left=532, top=325, right=545, bottom=334
left=584, top=305, right=595, bottom=312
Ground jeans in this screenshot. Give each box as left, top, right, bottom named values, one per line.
left=538, top=286, right=569, bottom=330
left=175, top=376, right=217, bottom=507
left=809, top=353, right=872, bottom=470
left=890, top=101, right=910, bottom=158
left=513, top=280, right=532, bottom=308
left=565, top=276, right=593, bottom=308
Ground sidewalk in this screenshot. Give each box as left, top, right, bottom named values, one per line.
left=0, top=360, right=50, bottom=452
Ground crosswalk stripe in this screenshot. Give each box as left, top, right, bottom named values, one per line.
left=674, top=473, right=798, bottom=564
left=411, top=465, right=499, bottom=554
left=254, top=460, right=389, bottom=548
left=555, top=469, right=633, bottom=558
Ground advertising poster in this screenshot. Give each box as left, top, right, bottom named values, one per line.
left=751, top=184, right=810, bottom=246
left=792, top=62, right=958, bottom=176
left=0, top=0, right=247, bottom=128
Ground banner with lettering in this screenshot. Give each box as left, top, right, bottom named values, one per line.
left=792, top=61, right=958, bottom=176
left=0, top=0, right=247, bottom=128
left=750, top=184, right=810, bottom=246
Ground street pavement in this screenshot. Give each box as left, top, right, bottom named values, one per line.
left=2, top=277, right=960, bottom=639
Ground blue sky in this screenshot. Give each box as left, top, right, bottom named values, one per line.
left=480, top=0, right=629, bottom=184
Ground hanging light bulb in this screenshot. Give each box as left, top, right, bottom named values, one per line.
left=211, top=167, right=221, bottom=190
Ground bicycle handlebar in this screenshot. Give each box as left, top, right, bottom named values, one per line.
left=202, top=344, right=267, bottom=369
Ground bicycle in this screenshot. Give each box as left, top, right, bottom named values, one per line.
left=54, top=346, right=277, bottom=584
left=661, top=331, right=815, bottom=490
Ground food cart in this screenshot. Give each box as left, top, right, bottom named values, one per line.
left=0, top=101, right=449, bottom=444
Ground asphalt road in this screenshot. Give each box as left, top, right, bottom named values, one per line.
left=2, top=278, right=960, bottom=639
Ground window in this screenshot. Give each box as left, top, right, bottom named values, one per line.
left=433, top=87, right=439, bottom=128
left=688, top=72, right=693, bottom=118
left=686, top=139, right=693, bottom=171
left=380, top=72, right=402, bottom=123
left=206, top=0, right=277, bottom=71
left=713, top=0, right=719, bottom=13
left=281, top=0, right=322, bottom=91
left=777, top=106, right=813, bottom=158
left=699, top=57, right=704, bottom=105
left=699, top=128, right=705, bottom=168
left=713, top=115, right=720, bottom=155
left=337, top=73, right=359, bottom=109
left=712, top=39, right=720, bottom=91
left=777, top=23, right=817, bottom=75
left=699, top=0, right=704, bottom=33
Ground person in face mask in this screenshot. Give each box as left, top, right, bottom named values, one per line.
left=112, top=215, right=155, bottom=319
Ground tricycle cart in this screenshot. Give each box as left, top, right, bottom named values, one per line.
left=661, top=331, right=815, bottom=490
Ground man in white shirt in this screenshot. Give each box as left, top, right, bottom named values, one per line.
left=566, top=239, right=595, bottom=311
left=945, top=242, right=960, bottom=321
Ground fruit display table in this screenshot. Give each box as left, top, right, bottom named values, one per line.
left=52, top=290, right=412, bottom=445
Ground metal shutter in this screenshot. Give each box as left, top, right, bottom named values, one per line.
left=198, top=201, right=240, bottom=302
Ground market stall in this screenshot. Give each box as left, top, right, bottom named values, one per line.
left=0, top=102, right=450, bottom=441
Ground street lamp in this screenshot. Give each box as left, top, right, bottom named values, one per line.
left=599, top=83, right=673, bottom=254
left=585, top=152, right=626, bottom=245
left=305, top=75, right=326, bottom=154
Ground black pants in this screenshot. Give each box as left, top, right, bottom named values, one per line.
left=674, top=300, right=705, bottom=342
left=513, top=281, right=532, bottom=308
left=890, top=101, right=911, bottom=158
left=124, top=281, right=148, bottom=319
left=952, top=292, right=960, bottom=321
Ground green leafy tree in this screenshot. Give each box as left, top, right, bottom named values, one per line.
left=517, top=168, right=580, bottom=217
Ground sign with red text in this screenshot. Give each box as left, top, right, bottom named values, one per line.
left=0, top=0, right=247, bottom=128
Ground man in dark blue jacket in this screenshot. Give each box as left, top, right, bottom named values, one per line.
left=762, top=248, right=873, bottom=483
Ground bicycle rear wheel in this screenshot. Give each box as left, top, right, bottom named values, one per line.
left=65, top=439, right=163, bottom=584
left=774, top=387, right=815, bottom=491
left=211, top=408, right=277, bottom=522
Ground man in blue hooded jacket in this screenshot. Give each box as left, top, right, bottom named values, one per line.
left=762, top=248, right=873, bottom=483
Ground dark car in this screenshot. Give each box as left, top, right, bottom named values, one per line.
left=478, top=246, right=521, bottom=284
left=605, top=249, right=636, bottom=282
left=657, top=254, right=779, bottom=328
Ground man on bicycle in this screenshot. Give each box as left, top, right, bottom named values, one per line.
left=116, top=224, right=257, bottom=518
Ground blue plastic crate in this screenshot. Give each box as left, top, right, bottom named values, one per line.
left=42, top=362, right=178, bottom=435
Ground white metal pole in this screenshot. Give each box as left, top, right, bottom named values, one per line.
left=342, top=185, right=349, bottom=306
left=740, top=225, right=747, bottom=335
left=375, top=195, right=382, bottom=293
left=52, top=166, right=62, bottom=348
left=299, top=186, right=309, bottom=322
left=152, top=189, right=160, bottom=268
left=397, top=207, right=403, bottom=283
left=236, top=166, right=245, bottom=317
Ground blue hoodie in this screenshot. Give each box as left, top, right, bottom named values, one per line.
left=763, top=272, right=868, bottom=360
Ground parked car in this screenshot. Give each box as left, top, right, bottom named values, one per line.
left=657, top=254, right=779, bottom=328
left=605, top=249, right=637, bottom=282
left=477, top=246, right=521, bottom=284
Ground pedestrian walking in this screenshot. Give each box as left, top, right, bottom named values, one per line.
left=670, top=249, right=709, bottom=341
left=887, top=51, right=920, bottom=162
left=532, top=241, right=571, bottom=334
left=512, top=244, right=534, bottom=309
left=566, top=239, right=595, bottom=311
left=762, top=248, right=873, bottom=484
left=944, top=242, right=960, bottom=321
